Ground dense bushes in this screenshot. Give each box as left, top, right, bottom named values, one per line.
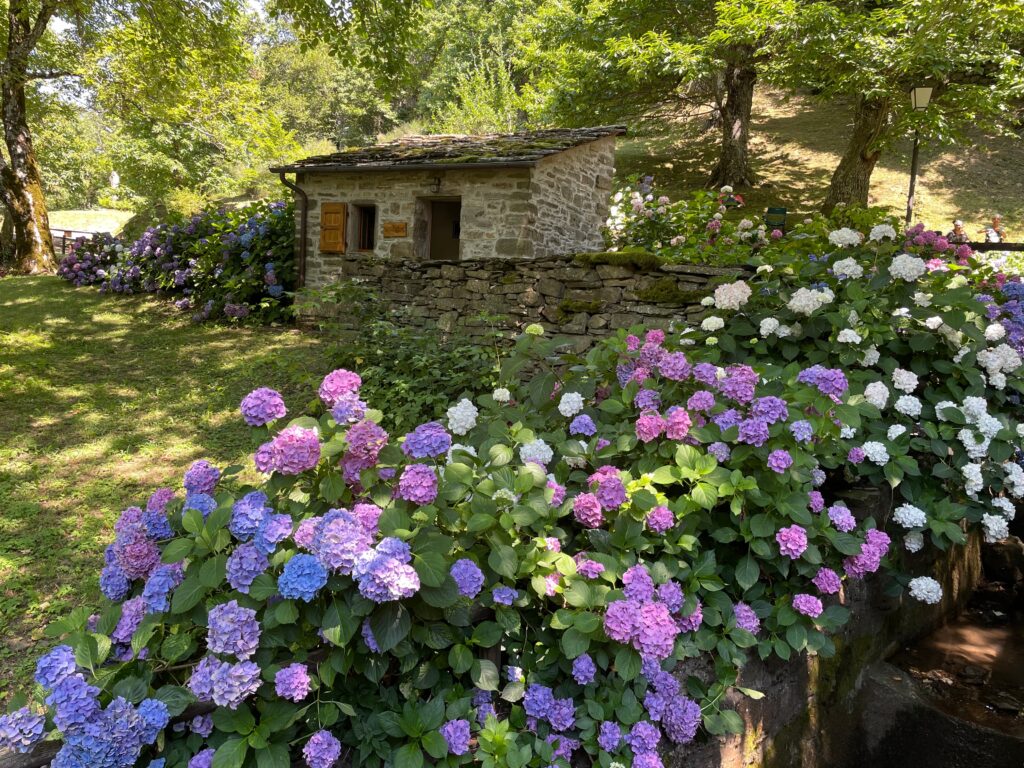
left=57, top=201, right=295, bottom=324
left=6, top=212, right=1023, bottom=768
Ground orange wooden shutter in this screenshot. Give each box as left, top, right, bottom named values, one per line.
left=320, top=202, right=347, bottom=253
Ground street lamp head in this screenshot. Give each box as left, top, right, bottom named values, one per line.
left=910, top=86, right=933, bottom=111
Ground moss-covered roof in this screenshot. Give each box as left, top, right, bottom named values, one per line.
left=270, top=126, right=626, bottom=174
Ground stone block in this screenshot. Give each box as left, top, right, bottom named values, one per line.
left=537, top=278, right=565, bottom=298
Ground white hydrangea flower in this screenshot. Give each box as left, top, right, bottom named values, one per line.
left=565, top=456, right=587, bottom=469
left=701, top=316, right=725, bottom=332
left=756, top=264, right=774, bottom=274
left=861, top=346, right=880, bottom=366
left=869, top=223, right=897, bottom=242
left=978, top=344, right=1022, bottom=376
left=957, top=429, right=990, bottom=459
left=738, top=218, right=753, bottom=230
left=832, top=257, right=864, bottom=279
left=700, top=296, right=715, bottom=306
left=760, top=317, right=780, bottom=337
left=447, top=398, right=479, bottom=435
left=713, top=280, right=752, bottom=310
left=895, top=395, right=922, bottom=418
left=893, top=503, right=927, bottom=529
left=828, top=227, right=862, bottom=248
left=447, top=443, right=478, bottom=464
left=492, top=387, right=511, bottom=403
left=787, top=287, right=835, bottom=315
left=953, top=346, right=970, bottom=364
left=982, top=513, right=1009, bottom=543
left=985, top=324, right=1006, bottom=342
left=892, top=368, right=919, bottom=393
left=887, top=425, right=907, bottom=441
left=864, top=382, right=889, bottom=409
left=840, top=426, right=856, bottom=439
left=989, top=372, right=1007, bottom=390
left=889, top=253, right=927, bottom=282
left=904, top=531, right=924, bottom=553
left=862, top=441, right=889, bottom=465
left=923, top=316, right=943, bottom=331
left=992, top=497, right=1016, bottom=521
left=838, top=329, right=862, bottom=344
left=492, top=488, right=519, bottom=503
left=720, top=185, right=733, bottom=194
left=934, top=401, right=957, bottom=421
left=975, top=413, right=1001, bottom=439
left=713, top=212, right=723, bottom=221
left=847, top=310, right=860, bottom=325
left=1004, top=462, right=1024, bottom=499
left=558, top=392, right=585, bottom=417
left=520, top=439, right=553, bottom=466
left=705, top=336, right=718, bottom=346
left=776, top=324, right=792, bottom=338
left=1017, top=424, right=1024, bottom=438
left=963, top=463, right=984, bottom=497
left=962, top=397, right=988, bottom=422
left=912, top=292, right=932, bottom=307
left=908, top=576, right=943, bottom=605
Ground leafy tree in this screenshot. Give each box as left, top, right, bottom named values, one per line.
left=769, top=0, right=1024, bottom=213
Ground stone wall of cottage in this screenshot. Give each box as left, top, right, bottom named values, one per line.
left=308, top=252, right=745, bottom=347
left=292, top=137, right=617, bottom=287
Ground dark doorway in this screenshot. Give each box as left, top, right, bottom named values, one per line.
left=429, top=199, right=461, bottom=260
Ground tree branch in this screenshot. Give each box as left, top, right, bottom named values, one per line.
left=26, top=69, right=79, bottom=80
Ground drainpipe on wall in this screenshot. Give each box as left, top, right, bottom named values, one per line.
left=278, top=172, right=308, bottom=288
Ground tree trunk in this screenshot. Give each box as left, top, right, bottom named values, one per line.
left=821, top=95, right=891, bottom=215
left=0, top=0, right=56, bottom=274
left=707, top=48, right=757, bottom=189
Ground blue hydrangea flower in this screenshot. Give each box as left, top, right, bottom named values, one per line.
left=572, top=653, right=596, bottom=685
left=230, top=491, right=269, bottom=541
left=0, top=707, right=46, bottom=753
left=491, top=585, right=518, bottom=605
left=183, top=493, right=217, bottom=519
left=450, top=559, right=484, bottom=598
left=278, top=554, right=328, bottom=602
left=226, top=543, right=269, bottom=593
left=100, top=562, right=130, bottom=602
left=35, top=644, right=77, bottom=688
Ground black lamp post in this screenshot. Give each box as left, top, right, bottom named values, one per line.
left=905, top=86, right=933, bottom=226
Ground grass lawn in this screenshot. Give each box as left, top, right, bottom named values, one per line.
left=48, top=209, right=135, bottom=235
left=0, top=276, right=332, bottom=700
left=616, top=89, right=1024, bottom=234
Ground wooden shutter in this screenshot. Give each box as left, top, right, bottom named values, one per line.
left=320, top=202, right=347, bottom=253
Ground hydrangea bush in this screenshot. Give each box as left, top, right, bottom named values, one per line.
left=58, top=201, right=295, bottom=324
left=56, top=233, right=122, bottom=287
left=6, top=214, right=1023, bottom=768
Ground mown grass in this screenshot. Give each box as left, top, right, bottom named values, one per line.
left=0, top=276, right=333, bottom=699
left=616, top=89, right=1024, bottom=233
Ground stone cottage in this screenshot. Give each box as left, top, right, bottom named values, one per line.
left=270, top=126, right=624, bottom=287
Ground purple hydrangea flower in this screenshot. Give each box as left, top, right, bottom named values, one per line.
left=847, top=447, right=866, bottom=464
left=792, top=593, right=823, bottom=618
left=708, top=442, right=731, bottom=462
left=733, top=602, right=760, bottom=634
left=687, top=390, right=715, bottom=411
left=146, top=487, right=175, bottom=513
left=492, top=585, right=518, bottom=605
left=635, top=388, right=661, bottom=410
left=270, top=426, right=321, bottom=475
left=604, top=598, right=642, bottom=643
left=626, top=720, right=661, bottom=754
left=718, top=364, right=758, bottom=404
left=589, top=466, right=627, bottom=510
left=187, top=656, right=221, bottom=702
left=319, top=369, right=362, bottom=407
left=0, top=707, right=45, bottom=753
left=230, top=491, right=269, bottom=541
left=211, top=660, right=262, bottom=709
left=226, top=543, right=269, bottom=593
left=315, top=509, right=372, bottom=574
left=275, top=663, right=312, bottom=701
left=142, top=563, right=185, bottom=613
left=796, top=365, right=848, bottom=398
left=813, top=567, right=842, bottom=594
left=524, top=684, right=554, bottom=719
left=776, top=525, right=808, bottom=559
left=112, top=596, right=145, bottom=643
left=665, top=406, right=692, bottom=440
left=440, top=719, right=471, bottom=755
left=330, top=392, right=367, bottom=424
left=636, top=602, right=680, bottom=659
left=737, top=417, right=770, bottom=446
left=398, top=463, right=438, bottom=505
left=188, top=748, right=215, bottom=768
left=576, top=557, right=605, bottom=579
left=658, top=351, right=690, bottom=381
left=303, top=730, right=341, bottom=768
left=35, top=644, right=76, bottom=688
left=573, top=492, right=604, bottom=528
left=548, top=697, right=576, bottom=731
left=598, top=720, right=621, bottom=752
left=752, top=396, right=789, bottom=424
left=767, top=449, right=793, bottom=474
left=278, top=554, right=328, bottom=602
left=828, top=503, right=856, bottom=533
left=240, top=388, right=287, bottom=426
left=646, top=505, right=674, bottom=533
left=361, top=620, right=380, bottom=652
left=254, top=513, right=293, bottom=555
left=402, top=421, right=452, bottom=458
left=358, top=554, right=421, bottom=602
left=623, top=564, right=655, bottom=601
left=662, top=696, right=702, bottom=744
left=451, top=559, right=485, bottom=598
left=207, top=600, right=261, bottom=659
left=809, top=491, right=825, bottom=513
left=114, top=531, right=161, bottom=580
left=569, top=414, right=597, bottom=436
left=677, top=600, right=703, bottom=633
left=844, top=529, right=891, bottom=579
left=572, top=653, right=596, bottom=684
left=183, top=460, right=220, bottom=494
left=658, top=581, right=683, bottom=613
left=715, top=408, right=743, bottom=431
left=790, top=420, right=814, bottom=443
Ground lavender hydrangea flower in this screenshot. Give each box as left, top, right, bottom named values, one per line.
left=230, top=491, right=269, bottom=541
left=210, top=660, right=262, bottom=708
left=319, top=369, right=362, bottom=407
left=226, top=543, right=269, bottom=593
left=733, top=602, right=760, bottom=634
left=358, top=554, right=421, bottom=603
left=275, top=663, right=312, bottom=701
left=207, top=600, right=261, bottom=659
left=792, top=593, right=823, bottom=618
left=187, top=656, right=222, bottom=702
left=767, top=449, right=793, bottom=474
left=303, top=730, right=342, bottom=768
left=315, top=509, right=372, bottom=574
left=188, top=748, right=215, bottom=768
left=707, top=441, right=731, bottom=462
left=790, top=420, right=814, bottom=443
left=35, top=644, right=76, bottom=688
left=572, top=653, right=596, bottom=684
left=402, top=421, right=452, bottom=458
left=622, top=564, right=655, bottom=601
left=657, top=581, right=683, bottom=613
left=827, top=503, right=856, bottom=533
left=548, top=697, right=576, bottom=731
left=677, top=600, right=703, bottom=633
left=687, top=390, right=715, bottom=411
left=752, top=396, right=789, bottom=424
left=240, top=388, right=287, bottom=426
left=626, top=720, right=661, bottom=754
left=569, top=414, right=597, bottom=436
left=270, top=426, right=321, bottom=475
left=146, top=487, right=175, bottom=513
left=450, top=559, right=484, bottom=598
left=278, top=554, right=328, bottom=602
left=254, top=513, right=293, bottom=555
left=0, top=707, right=45, bottom=753
left=813, top=567, right=842, bottom=594
left=183, top=460, right=220, bottom=494
left=776, top=525, right=808, bottom=559
left=662, top=696, right=702, bottom=743
left=524, top=684, right=554, bottom=719
left=112, top=596, right=145, bottom=643
left=598, top=720, right=621, bottom=752
left=330, top=392, right=366, bottom=424
left=440, top=719, right=471, bottom=755
left=398, top=463, right=438, bottom=505
left=142, top=563, right=184, bottom=613
left=492, top=585, right=518, bottom=605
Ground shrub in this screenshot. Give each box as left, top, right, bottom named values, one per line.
left=7, top=216, right=1023, bottom=768
left=60, top=201, right=296, bottom=324
left=56, top=233, right=122, bottom=287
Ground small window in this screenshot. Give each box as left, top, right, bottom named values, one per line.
left=354, top=204, right=377, bottom=251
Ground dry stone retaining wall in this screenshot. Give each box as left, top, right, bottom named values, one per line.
left=312, top=252, right=746, bottom=346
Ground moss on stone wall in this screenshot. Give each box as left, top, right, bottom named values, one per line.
left=635, top=277, right=709, bottom=304
left=558, top=299, right=604, bottom=316
left=573, top=248, right=664, bottom=271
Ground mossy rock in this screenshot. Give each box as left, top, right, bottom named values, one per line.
left=573, top=248, right=664, bottom=271
left=558, top=299, right=604, bottom=315
left=634, top=277, right=709, bottom=304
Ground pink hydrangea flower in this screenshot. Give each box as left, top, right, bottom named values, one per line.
left=776, top=525, right=808, bottom=559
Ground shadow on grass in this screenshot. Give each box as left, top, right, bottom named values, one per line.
left=0, top=276, right=333, bottom=698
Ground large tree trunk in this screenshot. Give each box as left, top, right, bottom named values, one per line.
left=821, top=95, right=891, bottom=215
left=0, top=0, right=56, bottom=274
left=707, top=47, right=757, bottom=189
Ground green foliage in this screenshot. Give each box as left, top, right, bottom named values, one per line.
left=295, top=280, right=501, bottom=431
